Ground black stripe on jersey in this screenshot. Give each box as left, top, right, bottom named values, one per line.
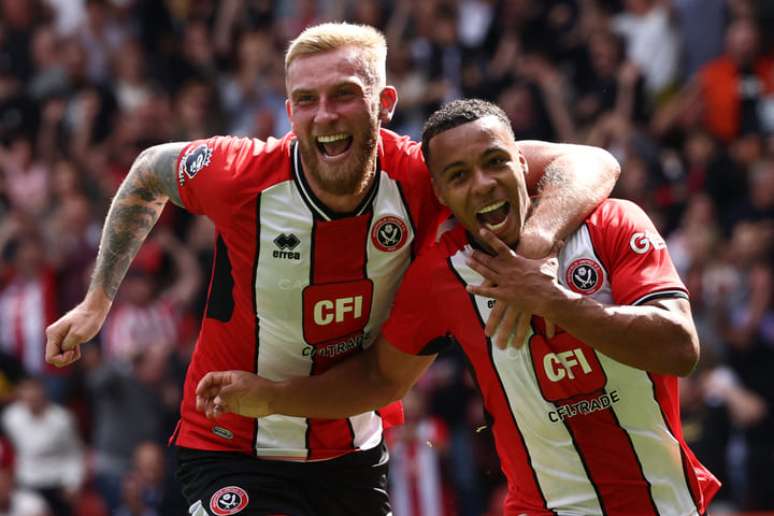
left=251, top=194, right=262, bottom=452
left=304, top=421, right=311, bottom=460
left=291, top=141, right=380, bottom=221
left=583, top=222, right=612, bottom=279
left=647, top=372, right=702, bottom=513
left=446, top=256, right=553, bottom=513
left=362, top=210, right=374, bottom=278
left=394, top=181, right=417, bottom=260
left=633, top=290, right=689, bottom=306
left=205, top=234, right=235, bottom=322
left=418, top=335, right=454, bottom=355
left=304, top=212, right=316, bottom=457
left=302, top=214, right=358, bottom=456
left=606, top=403, right=660, bottom=514
left=559, top=418, right=609, bottom=516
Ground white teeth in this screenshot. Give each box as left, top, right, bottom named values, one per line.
left=477, top=201, right=506, bottom=215
left=485, top=219, right=508, bottom=231
left=316, top=133, right=349, bottom=143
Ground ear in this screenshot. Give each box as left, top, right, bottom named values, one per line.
left=378, top=86, right=398, bottom=124
left=430, top=177, right=448, bottom=207
left=285, top=98, right=293, bottom=122
left=517, top=148, right=529, bottom=177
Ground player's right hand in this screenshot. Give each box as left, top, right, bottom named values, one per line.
left=45, top=302, right=108, bottom=367
left=196, top=371, right=275, bottom=419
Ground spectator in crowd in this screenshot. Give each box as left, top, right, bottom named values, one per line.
left=697, top=16, right=774, bottom=143
left=0, top=466, right=50, bottom=516
left=0, top=228, right=62, bottom=396
left=1, top=377, right=83, bottom=516
left=386, top=389, right=453, bottom=516
left=114, top=441, right=186, bottom=516
left=611, top=0, right=679, bottom=99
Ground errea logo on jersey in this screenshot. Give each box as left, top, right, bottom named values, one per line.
left=273, top=233, right=301, bottom=260
left=630, top=231, right=666, bottom=254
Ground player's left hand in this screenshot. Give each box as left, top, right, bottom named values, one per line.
left=196, top=370, right=275, bottom=419
left=467, top=228, right=563, bottom=344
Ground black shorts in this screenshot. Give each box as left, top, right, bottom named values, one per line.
left=176, top=444, right=391, bottom=516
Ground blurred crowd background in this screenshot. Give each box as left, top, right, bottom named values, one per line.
left=0, top=0, right=772, bottom=514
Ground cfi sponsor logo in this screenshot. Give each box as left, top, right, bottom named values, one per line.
left=178, top=143, right=213, bottom=185
left=629, top=230, right=666, bottom=254
left=565, top=258, right=603, bottom=295
left=371, top=216, right=408, bottom=252
left=210, top=486, right=249, bottom=515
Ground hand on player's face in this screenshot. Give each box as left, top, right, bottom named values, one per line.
left=428, top=116, right=530, bottom=250
left=466, top=228, right=563, bottom=346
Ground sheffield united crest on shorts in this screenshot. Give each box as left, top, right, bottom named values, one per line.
left=371, top=216, right=408, bottom=252
left=210, top=486, right=249, bottom=515
left=565, top=258, right=603, bottom=295
left=178, top=143, right=213, bottom=185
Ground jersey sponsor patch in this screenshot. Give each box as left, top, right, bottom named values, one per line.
left=210, top=486, right=249, bottom=515
left=179, top=143, right=213, bottom=184
left=371, top=216, right=408, bottom=252
left=302, top=280, right=373, bottom=344
left=529, top=334, right=606, bottom=402
left=566, top=258, right=603, bottom=294
left=302, top=280, right=374, bottom=373
left=629, top=230, right=666, bottom=254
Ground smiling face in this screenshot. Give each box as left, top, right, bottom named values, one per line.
left=427, top=115, right=530, bottom=249
left=286, top=46, right=397, bottom=196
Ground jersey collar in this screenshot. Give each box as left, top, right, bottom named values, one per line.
left=291, top=141, right=380, bottom=221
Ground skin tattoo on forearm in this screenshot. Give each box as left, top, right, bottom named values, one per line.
left=90, top=145, right=183, bottom=300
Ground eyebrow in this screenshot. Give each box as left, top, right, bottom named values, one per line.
left=290, top=81, right=362, bottom=97
left=439, top=146, right=507, bottom=175
left=440, top=160, right=466, bottom=175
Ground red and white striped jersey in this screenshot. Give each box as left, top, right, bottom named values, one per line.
left=102, top=299, right=179, bottom=363
left=0, top=271, right=57, bottom=374
left=386, top=418, right=451, bottom=516
left=172, top=130, right=445, bottom=460
left=383, top=199, right=721, bottom=515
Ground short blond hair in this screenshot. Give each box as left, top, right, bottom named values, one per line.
left=285, top=22, right=387, bottom=90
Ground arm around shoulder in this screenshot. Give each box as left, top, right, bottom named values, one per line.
left=196, top=335, right=436, bottom=420
left=516, top=141, right=621, bottom=258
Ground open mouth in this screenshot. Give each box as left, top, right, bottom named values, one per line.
left=316, top=133, right=352, bottom=157
left=476, top=201, right=510, bottom=231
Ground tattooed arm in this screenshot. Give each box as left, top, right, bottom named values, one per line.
left=45, top=142, right=188, bottom=367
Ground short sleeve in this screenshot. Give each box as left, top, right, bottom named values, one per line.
left=381, top=253, right=451, bottom=355
left=176, top=136, right=257, bottom=222
left=587, top=200, right=688, bottom=306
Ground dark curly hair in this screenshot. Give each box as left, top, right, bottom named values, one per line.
left=421, top=99, right=514, bottom=165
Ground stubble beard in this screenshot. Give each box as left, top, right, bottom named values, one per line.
left=299, top=114, right=380, bottom=196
